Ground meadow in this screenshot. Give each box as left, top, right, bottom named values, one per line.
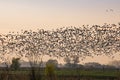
left=0, top=68, right=120, bottom=80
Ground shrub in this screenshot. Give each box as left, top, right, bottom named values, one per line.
left=45, top=64, right=56, bottom=80
left=10, top=58, right=21, bottom=71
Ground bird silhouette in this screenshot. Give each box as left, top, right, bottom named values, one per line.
left=110, top=9, right=113, bottom=12
left=106, top=9, right=114, bottom=12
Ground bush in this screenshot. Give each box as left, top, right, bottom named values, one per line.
left=45, top=64, right=57, bottom=80
left=10, top=58, right=20, bottom=71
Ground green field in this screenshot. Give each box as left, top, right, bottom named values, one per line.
left=0, top=68, right=120, bottom=80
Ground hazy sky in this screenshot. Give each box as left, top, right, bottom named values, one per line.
left=0, top=0, right=120, bottom=64
left=0, top=0, right=120, bottom=33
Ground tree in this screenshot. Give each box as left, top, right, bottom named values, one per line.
left=64, top=56, right=79, bottom=68
left=10, top=58, right=20, bottom=70
left=84, top=62, right=103, bottom=69
left=109, top=60, right=120, bottom=69
left=46, top=59, right=58, bottom=68
left=64, top=57, right=72, bottom=68
left=72, top=56, right=80, bottom=67
left=45, top=64, right=56, bottom=80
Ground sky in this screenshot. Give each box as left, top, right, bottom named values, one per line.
left=0, top=0, right=120, bottom=64
left=0, top=0, right=120, bottom=33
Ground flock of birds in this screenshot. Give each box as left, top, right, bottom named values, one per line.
left=0, top=23, right=120, bottom=62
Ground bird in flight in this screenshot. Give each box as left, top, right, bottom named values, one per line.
left=110, top=9, right=114, bottom=12
left=106, top=9, right=114, bottom=12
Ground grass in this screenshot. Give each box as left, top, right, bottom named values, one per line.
left=0, top=68, right=120, bottom=80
